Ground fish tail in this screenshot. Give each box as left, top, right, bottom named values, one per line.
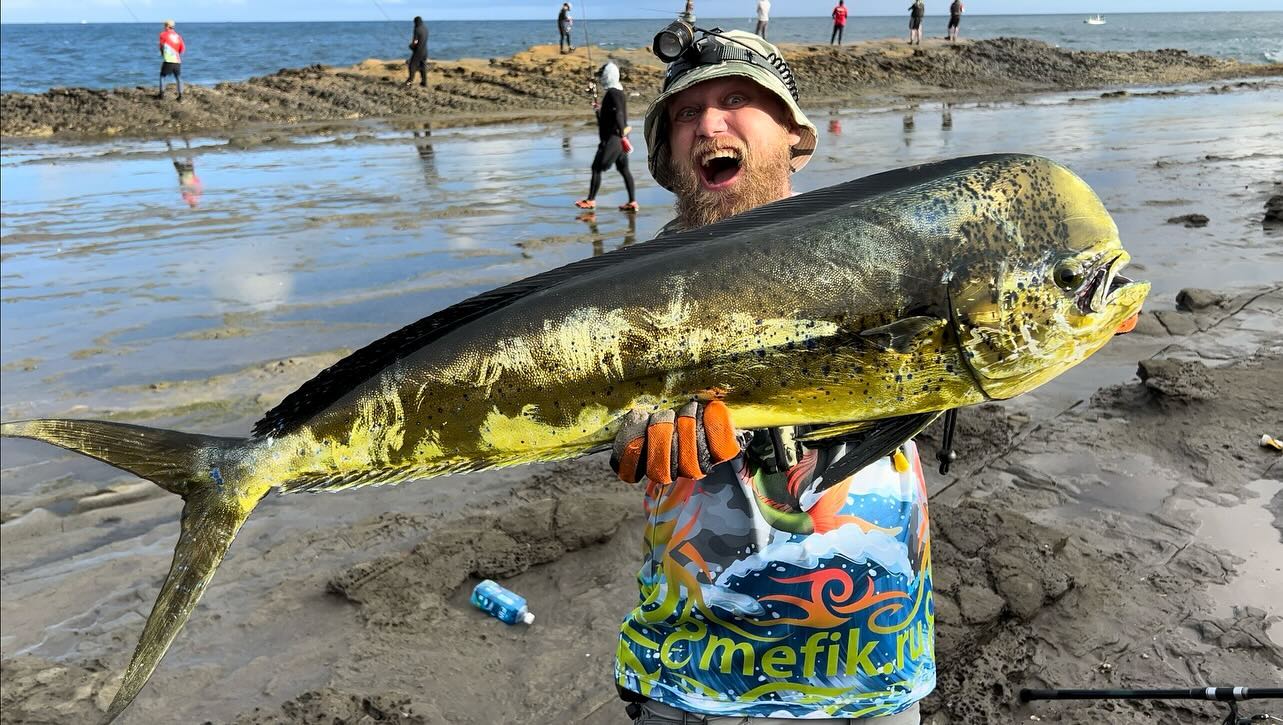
left=1, top=419, right=261, bottom=724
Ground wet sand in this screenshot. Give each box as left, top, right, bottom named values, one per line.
left=3, top=293, right=1280, bottom=725
left=2, top=38, right=1280, bottom=141
left=2, top=70, right=1283, bottom=724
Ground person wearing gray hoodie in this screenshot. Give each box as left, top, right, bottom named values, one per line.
left=575, top=62, right=638, bottom=212
left=558, top=3, right=575, bottom=53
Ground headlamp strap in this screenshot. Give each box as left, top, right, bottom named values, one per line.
left=662, top=30, right=800, bottom=103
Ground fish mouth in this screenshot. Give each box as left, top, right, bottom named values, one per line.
left=1077, top=252, right=1138, bottom=315
left=697, top=146, right=744, bottom=191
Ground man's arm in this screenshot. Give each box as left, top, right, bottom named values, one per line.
left=613, top=92, right=628, bottom=137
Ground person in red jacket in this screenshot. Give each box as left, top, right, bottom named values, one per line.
left=158, top=19, right=186, bottom=101
left=166, top=138, right=203, bottom=208
left=831, top=0, right=848, bottom=45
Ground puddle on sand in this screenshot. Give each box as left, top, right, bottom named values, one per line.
left=1012, top=445, right=1281, bottom=648
left=1171, top=477, right=1283, bottom=647
left=1014, top=449, right=1192, bottom=516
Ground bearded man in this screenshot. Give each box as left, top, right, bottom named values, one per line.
left=610, top=29, right=934, bottom=725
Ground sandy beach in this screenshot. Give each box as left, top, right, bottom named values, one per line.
left=2, top=36, right=1282, bottom=725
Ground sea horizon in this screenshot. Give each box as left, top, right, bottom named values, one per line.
left=3, top=11, right=1280, bottom=94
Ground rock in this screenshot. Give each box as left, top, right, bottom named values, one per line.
left=1130, top=311, right=1168, bottom=336
left=1190, top=607, right=1283, bottom=667
left=917, top=403, right=1016, bottom=470
left=0, top=655, right=113, bottom=723
left=1175, top=288, right=1227, bottom=311
left=554, top=492, right=633, bottom=549
left=1166, top=213, right=1209, bottom=228
left=933, top=565, right=961, bottom=595
left=988, top=551, right=1045, bottom=621
left=1264, top=195, right=1283, bottom=225
left=1151, top=309, right=1200, bottom=336
left=933, top=594, right=961, bottom=627
left=957, top=585, right=1006, bottom=623
left=1136, top=358, right=1217, bottom=401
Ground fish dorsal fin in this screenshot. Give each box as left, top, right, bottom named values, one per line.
left=253, top=155, right=1028, bottom=437
left=651, top=153, right=1028, bottom=242
left=252, top=238, right=696, bottom=437
left=859, top=316, right=946, bottom=353
left=800, top=411, right=943, bottom=499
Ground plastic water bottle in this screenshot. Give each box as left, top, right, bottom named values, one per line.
left=470, top=579, right=535, bottom=625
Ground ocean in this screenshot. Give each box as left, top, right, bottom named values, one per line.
left=2, top=12, right=1281, bottom=94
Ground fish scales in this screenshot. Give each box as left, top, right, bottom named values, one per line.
left=268, top=157, right=1080, bottom=489
left=275, top=215, right=963, bottom=490
left=0, top=154, right=1148, bottom=722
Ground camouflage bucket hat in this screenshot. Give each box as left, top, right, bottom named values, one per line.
left=643, top=30, right=817, bottom=191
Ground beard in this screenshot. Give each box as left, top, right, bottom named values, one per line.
left=669, top=138, right=794, bottom=231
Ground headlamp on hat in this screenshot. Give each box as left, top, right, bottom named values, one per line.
left=650, top=21, right=799, bottom=103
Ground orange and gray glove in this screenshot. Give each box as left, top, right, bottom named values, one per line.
left=610, top=400, right=746, bottom=484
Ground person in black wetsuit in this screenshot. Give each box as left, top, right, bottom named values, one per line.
left=575, top=62, right=638, bottom=212
left=406, top=16, right=429, bottom=88
left=909, top=0, right=925, bottom=44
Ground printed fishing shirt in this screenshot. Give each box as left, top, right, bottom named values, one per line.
left=159, top=29, right=184, bottom=64
left=616, top=441, right=935, bottom=718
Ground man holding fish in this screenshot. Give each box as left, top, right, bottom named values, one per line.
left=0, top=19, right=1148, bottom=725
left=611, top=28, right=933, bottom=724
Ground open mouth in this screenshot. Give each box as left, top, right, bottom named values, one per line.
left=1076, top=253, right=1137, bottom=315
left=697, top=147, right=744, bottom=190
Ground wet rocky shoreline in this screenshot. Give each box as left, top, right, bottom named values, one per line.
left=2, top=37, right=1280, bottom=141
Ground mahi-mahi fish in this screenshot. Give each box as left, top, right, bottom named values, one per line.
left=1, top=154, right=1147, bottom=721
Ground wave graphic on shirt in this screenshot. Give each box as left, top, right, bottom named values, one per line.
left=716, top=527, right=914, bottom=588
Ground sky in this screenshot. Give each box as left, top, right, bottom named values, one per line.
left=2, top=0, right=1280, bottom=24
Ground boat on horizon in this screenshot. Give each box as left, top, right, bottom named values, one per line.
left=1084, top=15, right=1106, bottom=25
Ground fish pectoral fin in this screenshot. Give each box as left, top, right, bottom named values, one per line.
left=859, top=316, right=946, bottom=353
left=277, top=444, right=589, bottom=494
left=794, top=420, right=875, bottom=443
left=802, top=411, right=943, bottom=499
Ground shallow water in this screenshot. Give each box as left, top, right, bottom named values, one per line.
left=2, top=82, right=1281, bottom=498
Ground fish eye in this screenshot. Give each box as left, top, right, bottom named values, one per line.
left=1053, top=262, right=1082, bottom=291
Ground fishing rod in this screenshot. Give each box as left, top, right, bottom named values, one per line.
left=636, top=6, right=690, bottom=15
left=1021, top=687, right=1283, bottom=725
left=369, top=0, right=393, bottom=21
left=118, top=0, right=141, bottom=22
left=581, top=0, right=598, bottom=104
